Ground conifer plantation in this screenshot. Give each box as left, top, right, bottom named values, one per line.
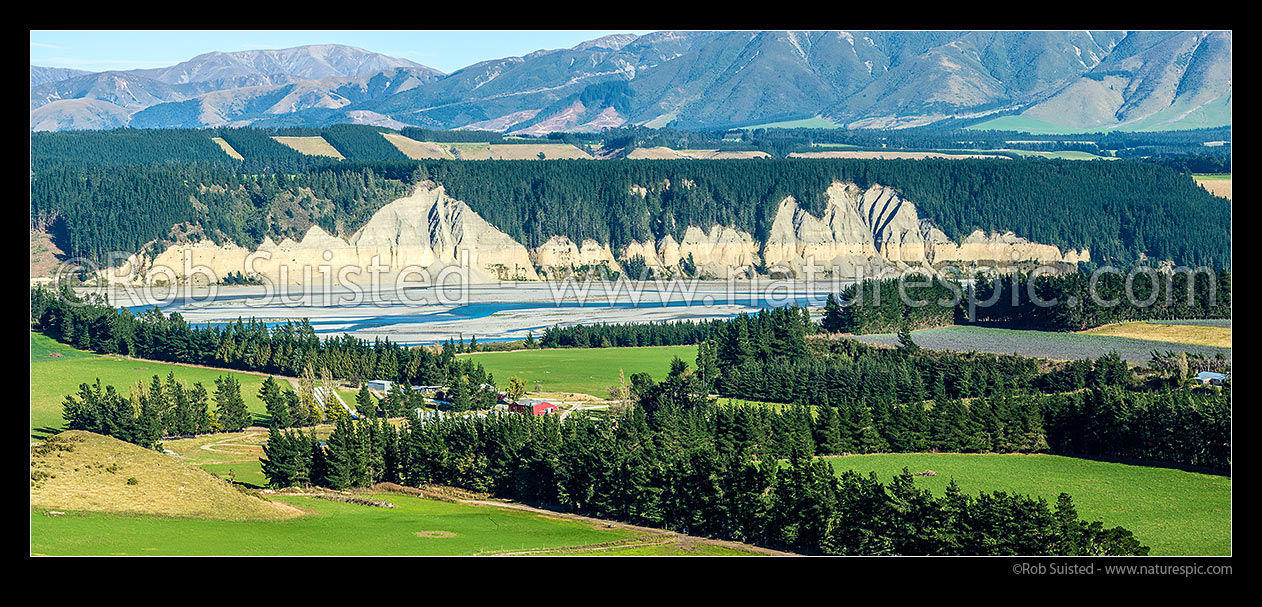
left=31, top=126, right=1231, bottom=269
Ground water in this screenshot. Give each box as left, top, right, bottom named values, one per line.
left=95, top=280, right=848, bottom=345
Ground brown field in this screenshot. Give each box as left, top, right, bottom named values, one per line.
left=31, top=431, right=301, bottom=520
left=626, top=147, right=770, bottom=160
left=380, top=132, right=454, bottom=160
left=446, top=142, right=594, bottom=160
left=789, top=150, right=1009, bottom=160
left=272, top=136, right=344, bottom=159
left=1081, top=322, right=1231, bottom=348
left=210, top=136, right=244, bottom=160
left=30, top=229, right=65, bottom=278
left=1194, top=177, right=1232, bottom=200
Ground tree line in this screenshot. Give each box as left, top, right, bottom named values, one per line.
left=32, top=286, right=496, bottom=393
left=61, top=372, right=251, bottom=449
left=31, top=126, right=1232, bottom=270
left=258, top=386, right=1148, bottom=555
left=962, top=269, right=1230, bottom=331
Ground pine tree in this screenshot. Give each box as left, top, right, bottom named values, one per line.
left=259, top=376, right=291, bottom=428
left=356, top=384, right=375, bottom=417
left=261, top=425, right=306, bottom=488
left=214, top=375, right=251, bottom=432
left=814, top=406, right=846, bottom=455
left=325, top=417, right=361, bottom=490
left=822, top=293, right=845, bottom=333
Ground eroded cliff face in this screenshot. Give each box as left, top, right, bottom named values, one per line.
left=102, top=180, right=1086, bottom=285
left=108, top=183, right=539, bottom=286
left=531, top=236, right=621, bottom=277
left=622, top=226, right=762, bottom=277
left=759, top=182, right=1087, bottom=276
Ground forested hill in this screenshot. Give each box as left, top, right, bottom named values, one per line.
left=30, top=130, right=1230, bottom=270
left=417, top=159, right=1229, bottom=268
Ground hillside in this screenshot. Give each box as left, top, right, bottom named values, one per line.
left=29, top=143, right=1232, bottom=277
left=31, top=431, right=301, bottom=520
left=973, top=31, right=1232, bottom=133
left=30, top=31, right=1231, bottom=133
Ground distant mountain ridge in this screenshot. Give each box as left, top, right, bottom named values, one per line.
left=30, top=32, right=1231, bottom=133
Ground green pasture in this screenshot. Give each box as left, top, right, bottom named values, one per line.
left=825, top=453, right=1231, bottom=555
left=463, top=345, right=699, bottom=397
left=31, top=493, right=646, bottom=556
left=30, top=332, right=273, bottom=438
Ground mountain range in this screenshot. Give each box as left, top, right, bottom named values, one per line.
left=30, top=30, right=1231, bottom=133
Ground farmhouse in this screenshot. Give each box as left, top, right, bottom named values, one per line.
left=509, top=398, right=557, bottom=416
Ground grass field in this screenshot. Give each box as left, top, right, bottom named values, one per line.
left=272, top=136, right=344, bottom=159
left=441, top=141, right=593, bottom=160
left=625, top=147, right=770, bottom=160
left=966, top=115, right=1109, bottom=135
left=1007, top=149, right=1111, bottom=160
left=1081, top=321, right=1231, bottom=348
left=849, top=325, right=1231, bottom=364
left=790, top=150, right=1008, bottom=160
left=163, top=430, right=273, bottom=487
left=31, top=431, right=299, bottom=520
left=740, top=116, right=841, bottom=129
left=30, top=333, right=273, bottom=438
left=463, top=345, right=699, bottom=397
left=380, top=132, right=453, bottom=159
left=210, top=136, right=244, bottom=160
left=31, top=493, right=648, bottom=556
left=1193, top=174, right=1231, bottom=200
left=31, top=332, right=94, bottom=362
left=825, top=453, right=1230, bottom=555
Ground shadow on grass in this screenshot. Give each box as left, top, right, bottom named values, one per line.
left=32, top=425, right=65, bottom=441
left=1053, top=453, right=1231, bottom=478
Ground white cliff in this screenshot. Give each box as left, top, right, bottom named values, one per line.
left=120, top=183, right=538, bottom=286
left=102, top=180, right=1086, bottom=286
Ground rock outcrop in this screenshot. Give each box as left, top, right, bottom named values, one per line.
left=758, top=182, right=1087, bottom=276
left=112, top=183, right=538, bottom=286
left=100, top=179, right=1086, bottom=286
left=531, top=236, right=621, bottom=276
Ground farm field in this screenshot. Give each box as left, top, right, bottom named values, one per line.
left=442, top=141, right=593, bottom=160
left=30, top=333, right=273, bottom=438
left=1193, top=174, right=1232, bottom=200
left=789, top=150, right=1008, bottom=160
left=379, top=132, right=453, bottom=159
left=31, top=492, right=649, bottom=556
left=1006, top=149, right=1111, bottom=160
left=825, top=453, right=1231, bottom=555
left=741, top=116, right=841, bottom=129
left=210, top=136, right=244, bottom=160
left=625, top=147, right=770, bottom=160
left=966, top=115, right=1108, bottom=135
left=849, top=325, right=1231, bottom=363
left=463, top=345, right=699, bottom=397
left=1081, top=320, right=1231, bottom=348
left=164, top=430, right=274, bottom=487
left=271, top=135, right=344, bottom=159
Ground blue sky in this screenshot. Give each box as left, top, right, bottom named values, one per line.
left=30, top=30, right=654, bottom=74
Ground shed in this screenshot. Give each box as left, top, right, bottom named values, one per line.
left=509, top=398, right=557, bottom=416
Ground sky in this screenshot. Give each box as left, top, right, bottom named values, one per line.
left=29, top=30, right=655, bottom=74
